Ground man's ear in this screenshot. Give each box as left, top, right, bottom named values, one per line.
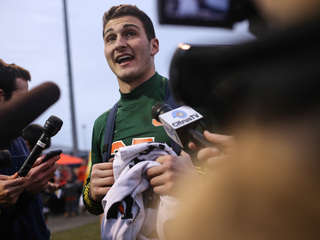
left=0, top=89, right=6, bottom=103
left=150, top=38, right=159, bottom=56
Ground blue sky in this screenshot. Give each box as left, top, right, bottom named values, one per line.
left=0, top=0, right=255, bottom=151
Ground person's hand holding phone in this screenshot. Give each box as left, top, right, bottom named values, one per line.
left=41, top=149, right=62, bottom=164
left=24, top=150, right=62, bottom=195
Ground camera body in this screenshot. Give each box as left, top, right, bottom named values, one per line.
left=158, top=0, right=257, bottom=29
left=158, top=0, right=320, bottom=131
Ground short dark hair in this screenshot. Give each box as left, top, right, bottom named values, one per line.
left=0, top=59, right=31, bottom=100
left=8, top=63, right=31, bottom=82
left=102, top=4, right=156, bottom=41
left=0, top=59, right=16, bottom=100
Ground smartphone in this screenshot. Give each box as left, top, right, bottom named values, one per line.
left=42, top=149, right=62, bottom=163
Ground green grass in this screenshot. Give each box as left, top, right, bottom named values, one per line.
left=51, top=221, right=101, bottom=240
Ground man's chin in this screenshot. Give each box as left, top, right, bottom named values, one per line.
left=117, top=71, right=138, bottom=83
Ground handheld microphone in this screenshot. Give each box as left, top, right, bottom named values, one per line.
left=151, top=102, right=212, bottom=148
left=0, top=150, right=12, bottom=169
left=18, top=115, right=63, bottom=177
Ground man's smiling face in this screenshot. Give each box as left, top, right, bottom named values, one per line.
left=103, top=16, right=159, bottom=85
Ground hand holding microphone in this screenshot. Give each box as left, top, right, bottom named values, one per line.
left=0, top=173, right=27, bottom=207
left=152, top=102, right=234, bottom=167
left=150, top=103, right=212, bottom=194
left=18, top=115, right=63, bottom=177
left=189, top=130, right=235, bottom=167
left=151, top=102, right=213, bottom=148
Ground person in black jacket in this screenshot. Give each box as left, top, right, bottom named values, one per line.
left=0, top=59, right=60, bottom=240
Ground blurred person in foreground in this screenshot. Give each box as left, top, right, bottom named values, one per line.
left=0, top=59, right=60, bottom=240
left=167, top=0, right=320, bottom=239
left=0, top=60, right=27, bottom=208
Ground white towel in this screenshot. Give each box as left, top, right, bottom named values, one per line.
left=101, top=142, right=179, bottom=240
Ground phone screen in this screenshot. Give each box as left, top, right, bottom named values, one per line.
left=42, top=149, right=62, bottom=163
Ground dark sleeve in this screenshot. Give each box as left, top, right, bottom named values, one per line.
left=0, top=190, right=35, bottom=221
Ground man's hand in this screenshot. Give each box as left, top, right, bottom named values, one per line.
left=146, top=151, right=198, bottom=196
left=89, top=158, right=115, bottom=202
left=0, top=173, right=27, bottom=206
left=189, top=130, right=235, bottom=168
left=25, top=155, right=60, bottom=195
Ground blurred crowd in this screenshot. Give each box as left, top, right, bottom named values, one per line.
left=42, top=161, right=88, bottom=220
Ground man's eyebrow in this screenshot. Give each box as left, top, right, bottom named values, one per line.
left=103, top=24, right=140, bottom=37
left=104, top=27, right=114, bottom=37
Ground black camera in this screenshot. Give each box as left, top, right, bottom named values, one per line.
left=158, top=0, right=320, bottom=131
left=158, top=0, right=257, bottom=29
